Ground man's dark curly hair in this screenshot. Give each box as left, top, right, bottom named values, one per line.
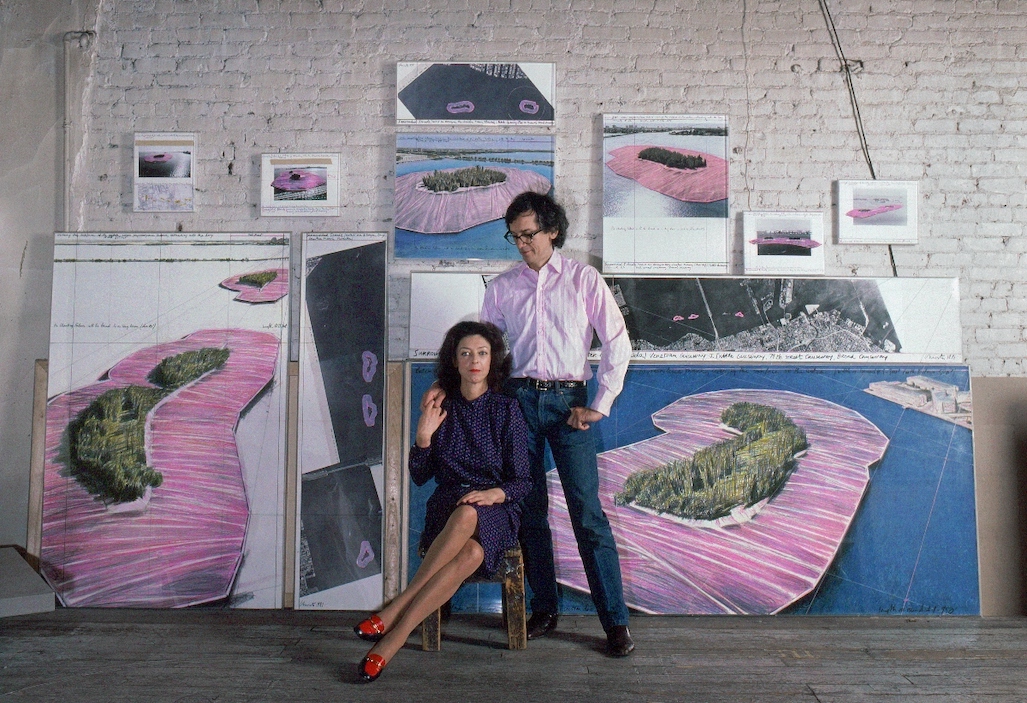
left=435, top=320, right=512, bottom=398
left=504, top=191, right=568, bottom=248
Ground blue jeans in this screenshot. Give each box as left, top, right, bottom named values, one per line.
left=510, top=381, right=629, bottom=632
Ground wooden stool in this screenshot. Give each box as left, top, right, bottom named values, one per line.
left=421, top=544, right=527, bottom=651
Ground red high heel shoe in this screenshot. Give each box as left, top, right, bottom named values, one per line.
left=353, top=614, right=386, bottom=641
left=358, top=652, right=387, bottom=683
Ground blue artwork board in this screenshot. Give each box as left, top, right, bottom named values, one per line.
left=407, top=363, right=979, bottom=616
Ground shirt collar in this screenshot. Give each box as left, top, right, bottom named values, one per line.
left=515, top=249, right=564, bottom=279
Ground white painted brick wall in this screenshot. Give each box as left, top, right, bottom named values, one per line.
left=62, top=0, right=1027, bottom=374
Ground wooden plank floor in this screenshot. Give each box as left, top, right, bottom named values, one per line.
left=2, top=610, right=1026, bottom=702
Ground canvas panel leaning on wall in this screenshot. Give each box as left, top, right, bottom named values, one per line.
left=42, top=232, right=291, bottom=608
left=408, top=363, right=979, bottom=616
left=600, top=276, right=962, bottom=363
left=408, top=272, right=963, bottom=364
left=295, top=233, right=387, bottom=610
left=407, top=272, right=490, bottom=359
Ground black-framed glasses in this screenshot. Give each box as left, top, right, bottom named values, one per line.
left=504, top=227, right=545, bottom=245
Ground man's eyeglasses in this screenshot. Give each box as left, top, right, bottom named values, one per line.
left=504, top=227, right=545, bottom=245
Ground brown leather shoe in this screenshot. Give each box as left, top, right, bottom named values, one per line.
left=606, top=625, right=634, bottom=656
left=526, top=611, right=558, bottom=640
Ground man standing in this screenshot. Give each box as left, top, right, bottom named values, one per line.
left=481, top=191, right=633, bottom=656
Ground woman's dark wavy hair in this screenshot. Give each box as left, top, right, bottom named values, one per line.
left=435, top=320, right=512, bottom=398
left=504, top=191, right=568, bottom=248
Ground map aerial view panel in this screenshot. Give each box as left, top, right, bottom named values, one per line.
left=600, top=276, right=961, bottom=363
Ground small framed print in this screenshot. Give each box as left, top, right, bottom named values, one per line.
left=134, top=132, right=196, bottom=212
left=260, top=154, right=340, bottom=217
left=743, top=211, right=825, bottom=275
left=837, top=180, right=918, bottom=244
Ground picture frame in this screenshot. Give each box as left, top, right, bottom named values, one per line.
left=260, top=153, right=341, bottom=217
left=837, top=180, right=918, bottom=244
left=743, top=211, right=826, bottom=275
left=133, top=132, right=196, bottom=212
left=602, top=114, right=729, bottom=274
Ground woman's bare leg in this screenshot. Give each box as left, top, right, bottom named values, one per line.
left=375, top=505, right=479, bottom=629
left=367, top=537, right=484, bottom=664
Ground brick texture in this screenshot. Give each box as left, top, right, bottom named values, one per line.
left=67, top=0, right=1027, bottom=373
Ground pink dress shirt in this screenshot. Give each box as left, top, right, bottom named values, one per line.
left=481, top=251, right=630, bottom=417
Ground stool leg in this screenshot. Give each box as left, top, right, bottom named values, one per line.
left=421, top=607, right=442, bottom=651
left=504, top=571, right=527, bottom=650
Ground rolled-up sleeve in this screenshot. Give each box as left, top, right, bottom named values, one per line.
left=581, top=267, right=630, bottom=416
left=481, top=278, right=505, bottom=332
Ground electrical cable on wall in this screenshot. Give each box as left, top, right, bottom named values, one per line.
left=817, top=0, right=899, bottom=277
left=741, top=0, right=754, bottom=212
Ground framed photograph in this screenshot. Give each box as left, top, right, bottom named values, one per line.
left=743, top=211, right=825, bottom=275
left=397, top=62, right=555, bottom=126
left=133, top=132, right=196, bottom=212
left=602, top=114, right=729, bottom=274
left=394, top=133, right=554, bottom=260
left=837, top=180, right=918, bottom=244
left=260, top=154, right=340, bottom=217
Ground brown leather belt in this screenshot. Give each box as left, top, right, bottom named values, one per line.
left=516, top=377, right=586, bottom=391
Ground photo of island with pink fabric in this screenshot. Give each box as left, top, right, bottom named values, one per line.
left=602, top=114, right=730, bottom=274
left=394, top=133, right=554, bottom=260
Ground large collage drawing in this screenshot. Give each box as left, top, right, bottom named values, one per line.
left=408, top=273, right=962, bottom=364
left=406, top=267, right=979, bottom=616
left=409, top=363, right=978, bottom=616
left=43, top=233, right=290, bottom=608
left=295, top=234, right=387, bottom=610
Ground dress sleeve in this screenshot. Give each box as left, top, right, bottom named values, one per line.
left=498, top=397, right=532, bottom=505
left=408, top=443, right=436, bottom=487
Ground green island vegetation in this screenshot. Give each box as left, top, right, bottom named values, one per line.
left=237, top=271, right=278, bottom=289
left=614, top=402, right=808, bottom=521
left=396, top=149, right=553, bottom=168
left=420, top=166, right=508, bottom=192
left=67, top=347, right=230, bottom=504
left=638, top=147, right=707, bottom=170
left=398, top=148, right=549, bottom=159
left=603, top=126, right=728, bottom=137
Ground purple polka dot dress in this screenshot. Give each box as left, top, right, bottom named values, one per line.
left=409, top=389, right=531, bottom=576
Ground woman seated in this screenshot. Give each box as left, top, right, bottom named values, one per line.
left=355, top=320, right=531, bottom=682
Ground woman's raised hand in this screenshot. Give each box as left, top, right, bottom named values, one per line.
left=457, top=488, right=506, bottom=506
left=420, top=382, right=446, bottom=411
left=415, top=396, right=447, bottom=448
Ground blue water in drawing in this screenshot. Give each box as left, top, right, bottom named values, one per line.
left=394, top=154, right=554, bottom=261
left=408, top=363, right=979, bottom=616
